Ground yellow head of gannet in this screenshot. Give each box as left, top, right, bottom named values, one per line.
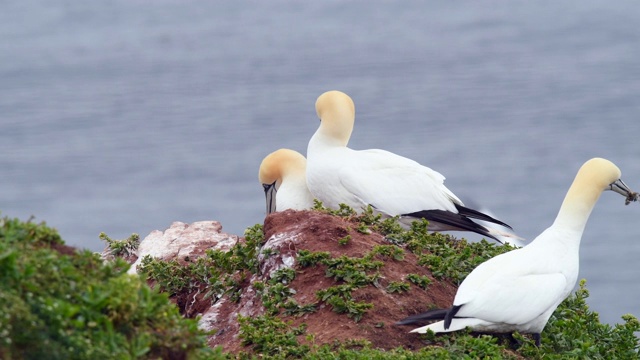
left=314, top=90, right=356, bottom=147
left=259, top=149, right=314, bottom=214
left=554, top=157, right=635, bottom=230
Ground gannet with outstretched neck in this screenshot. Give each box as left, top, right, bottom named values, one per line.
left=306, top=90, right=513, bottom=242
left=259, top=149, right=315, bottom=214
left=397, top=158, right=638, bottom=346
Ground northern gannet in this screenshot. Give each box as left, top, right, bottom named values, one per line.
left=259, top=149, right=315, bottom=214
left=306, top=90, right=513, bottom=242
left=397, top=158, right=638, bottom=346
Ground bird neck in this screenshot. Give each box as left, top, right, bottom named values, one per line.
left=318, top=107, right=354, bottom=147
left=552, top=178, right=602, bottom=234
left=282, top=167, right=306, bottom=184
left=308, top=130, right=349, bottom=150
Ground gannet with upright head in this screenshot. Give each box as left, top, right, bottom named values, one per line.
left=259, top=149, right=315, bottom=214
left=306, top=90, right=513, bottom=242
left=397, top=158, right=638, bottom=346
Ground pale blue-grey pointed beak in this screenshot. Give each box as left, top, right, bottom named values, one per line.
left=263, top=181, right=277, bottom=214
left=609, top=179, right=638, bottom=205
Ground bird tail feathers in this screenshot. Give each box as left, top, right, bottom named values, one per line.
left=395, top=308, right=448, bottom=325
left=485, top=226, right=526, bottom=243
left=409, top=318, right=489, bottom=334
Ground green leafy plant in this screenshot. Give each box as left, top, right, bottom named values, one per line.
left=323, top=255, right=383, bottom=286
left=402, top=220, right=514, bottom=284
left=254, top=266, right=318, bottom=317
left=238, top=315, right=309, bottom=357
left=371, top=244, right=405, bottom=260
left=386, top=281, right=410, bottom=293
left=0, top=216, right=211, bottom=360
left=326, top=294, right=373, bottom=322
left=261, top=247, right=278, bottom=258
left=99, top=232, right=140, bottom=258
left=312, top=200, right=356, bottom=217
left=338, top=234, right=351, bottom=246
left=316, top=283, right=374, bottom=322
left=270, top=267, right=296, bottom=285
left=516, top=280, right=640, bottom=358
left=297, top=250, right=331, bottom=267
left=281, top=299, right=317, bottom=317
left=355, top=222, right=372, bottom=234
left=356, top=205, right=404, bottom=237
left=138, top=223, right=266, bottom=305
left=316, top=284, right=357, bottom=302
left=406, top=273, right=432, bottom=290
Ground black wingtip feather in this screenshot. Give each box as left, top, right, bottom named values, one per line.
left=396, top=308, right=449, bottom=326
left=454, top=204, right=513, bottom=230
left=444, top=304, right=462, bottom=330
left=402, top=209, right=501, bottom=242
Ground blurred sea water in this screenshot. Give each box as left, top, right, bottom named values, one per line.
left=1, top=0, right=639, bottom=325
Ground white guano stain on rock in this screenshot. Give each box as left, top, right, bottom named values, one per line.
left=128, top=221, right=239, bottom=274
left=198, top=298, right=227, bottom=332
left=258, top=231, right=302, bottom=278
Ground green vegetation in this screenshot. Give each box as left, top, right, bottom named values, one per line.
left=386, top=281, right=410, bottom=293
left=517, top=280, right=640, bottom=358
left=2, top=205, right=639, bottom=359
left=316, top=284, right=373, bottom=322
left=238, top=315, right=309, bottom=357
left=297, top=250, right=331, bottom=267
left=99, top=232, right=140, bottom=258
left=406, top=273, right=432, bottom=290
left=0, top=216, right=211, bottom=360
left=297, top=248, right=390, bottom=321
left=137, top=224, right=265, bottom=302
left=312, top=200, right=404, bottom=238
left=338, top=234, right=351, bottom=246
left=405, top=219, right=515, bottom=284
left=254, top=268, right=317, bottom=317
left=239, top=277, right=640, bottom=359
left=371, top=244, right=405, bottom=260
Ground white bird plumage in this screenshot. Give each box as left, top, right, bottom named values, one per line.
left=306, top=90, right=513, bottom=242
left=259, top=149, right=315, bottom=214
left=397, top=157, right=638, bottom=346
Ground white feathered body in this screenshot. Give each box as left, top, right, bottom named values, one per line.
left=307, top=132, right=461, bottom=219
left=415, top=225, right=581, bottom=334
left=277, top=171, right=315, bottom=211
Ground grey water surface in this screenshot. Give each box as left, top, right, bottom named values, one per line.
left=2, top=1, right=639, bottom=326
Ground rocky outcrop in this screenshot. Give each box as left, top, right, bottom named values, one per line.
left=257, top=210, right=457, bottom=351
left=127, top=221, right=239, bottom=275
left=121, top=210, right=459, bottom=353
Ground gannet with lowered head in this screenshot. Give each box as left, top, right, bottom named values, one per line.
left=306, top=90, right=513, bottom=242
left=259, top=149, right=315, bottom=214
left=397, top=158, right=638, bottom=346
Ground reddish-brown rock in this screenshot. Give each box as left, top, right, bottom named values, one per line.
left=121, top=210, right=459, bottom=353
left=255, top=210, right=457, bottom=351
